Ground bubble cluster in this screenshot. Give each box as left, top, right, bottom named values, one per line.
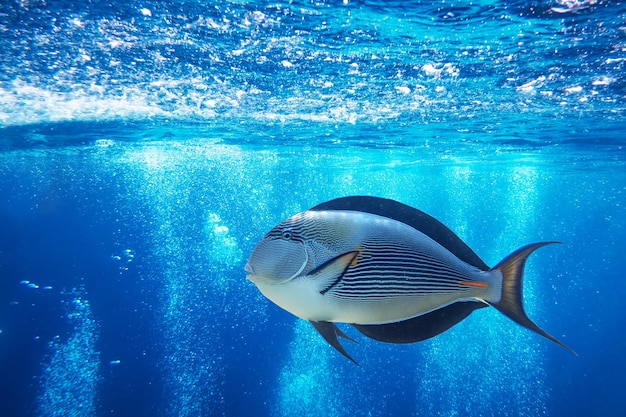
left=37, top=294, right=100, bottom=417
left=205, top=212, right=242, bottom=273
left=411, top=164, right=548, bottom=417
left=275, top=321, right=345, bottom=417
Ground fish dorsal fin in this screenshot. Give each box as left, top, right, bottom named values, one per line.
left=311, top=196, right=489, bottom=270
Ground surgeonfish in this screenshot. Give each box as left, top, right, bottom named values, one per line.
left=245, top=196, right=576, bottom=365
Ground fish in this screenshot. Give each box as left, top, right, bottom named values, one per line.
left=245, top=196, right=576, bottom=365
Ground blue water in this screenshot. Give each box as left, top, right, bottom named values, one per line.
left=1, top=0, right=625, bottom=416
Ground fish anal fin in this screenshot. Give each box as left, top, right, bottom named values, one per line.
left=490, top=241, right=578, bottom=356
left=352, top=301, right=486, bottom=344
left=309, top=321, right=360, bottom=366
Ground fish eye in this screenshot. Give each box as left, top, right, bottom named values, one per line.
left=281, top=230, right=293, bottom=240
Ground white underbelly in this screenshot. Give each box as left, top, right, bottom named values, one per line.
left=252, top=276, right=475, bottom=324
left=331, top=294, right=469, bottom=324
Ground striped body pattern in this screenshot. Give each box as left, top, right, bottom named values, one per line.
left=247, top=210, right=497, bottom=324
left=327, top=241, right=484, bottom=299
left=245, top=196, right=575, bottom=363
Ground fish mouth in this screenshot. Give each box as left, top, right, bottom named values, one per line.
left=244, top=262, right=276, bottom=285
left=244, top=262, right=255, bottom=282
left=244, top=243, right=308, bottom=285
left=245, top=272, right=275, bottom=286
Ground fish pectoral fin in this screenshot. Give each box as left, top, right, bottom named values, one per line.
left=309, top=251, right=359, bottom=295
left=309, top=321, right=360, bottom=366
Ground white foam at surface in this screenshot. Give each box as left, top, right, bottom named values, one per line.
left=0, top=82, right=166, bottom=126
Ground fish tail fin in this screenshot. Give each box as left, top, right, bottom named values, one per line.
left=490, top=241, right=578, bottom=356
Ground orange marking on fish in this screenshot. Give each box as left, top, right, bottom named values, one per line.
left=457, top=281, right=489, bottom=289
left=351, top=247, right=362, bottom=267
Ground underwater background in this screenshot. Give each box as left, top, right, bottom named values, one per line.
left=1, top=0, right=625, bottom=416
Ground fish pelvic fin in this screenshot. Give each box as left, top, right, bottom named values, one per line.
left=309, top=321, right=360, bottom=366
left=490, top=242, right=578, bottom=356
